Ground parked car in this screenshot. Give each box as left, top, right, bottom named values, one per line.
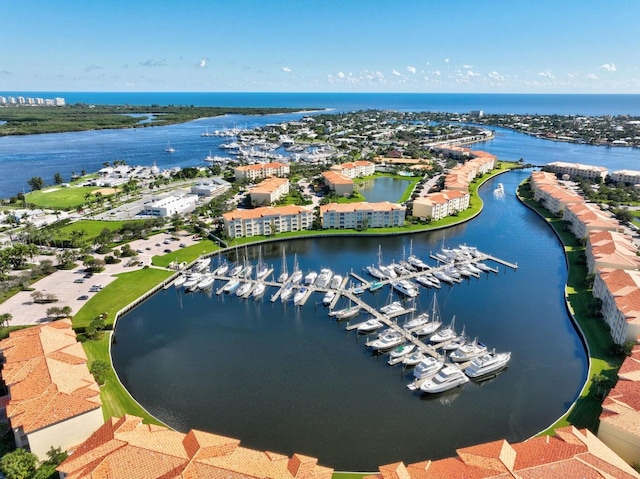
left=163, top=249, right=172, bottom=253
left=74, top=278, right=85, bottom=283
left=78, top=295, right=89, bottom=300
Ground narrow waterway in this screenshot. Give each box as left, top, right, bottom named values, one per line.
left=111, top=169, right=587, bottom=471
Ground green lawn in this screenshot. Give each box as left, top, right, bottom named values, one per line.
left=26, top=186, right=105, bottom=209
left=517, top=184, right=623, bottom=434
left=53, top=219, right=133, bottom=242
left=151, top=239, right=220, bottom=267
left=82, top=335, right=165, bottom=424
left=73, top=267, right=173, bottom=329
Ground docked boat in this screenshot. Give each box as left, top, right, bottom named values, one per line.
left=413, top=356, right=445, bottom=379
left=379, top=263, right=397, bottom=279
left=403, top=312, right=430, bottom=330
left=352, top=286, right=365, bottom=295
left=330, top=274, right=343, bottom=289
left=230, top=263, right=243, bottom=277
left=214, top=261, right=229, bottom=276
left=278, top=247, right=289, bottom=283
left=392, top=280, right=419, bottom=298
left=182, top=274, right=202, bottom=291
left=255, top=248, right=269, bottom=279
left=465, top=351, right=511, bottom=378
left=357, top=318, right=383, bottom=333
left=289, top=254, right=303, bottom=283
left=365, top=264, right=386, bottom=280
left=191, top=257, right=211, bottom=273
left=389, top=344, right=416, bottom=359
left=432, top=270, right=454, bottom=284
left=304, top=271, right=318, bottom=286
left=316, top=268, right=333, bottom=288
left=280, top=282, right=295, bottom=302
left=173, top=275, right=186, bottom=288
left=235, top=281, right=252, bottom=297
left=367, top=331, right=405, bottom=351
left=420, top=365, right=469, bottom=393
left=197, top=275, right=215, bottom=290
left=379, top=300, right=403, bottom=315
left=475, top=262, right=492, bottom=272
left=414, top=275, right=435, bottom=288
left=223, top=279, right=241, bottom=293
left=293, top=287, right=308, bottom=305
left=369, top=281, right=384, bottom=292
left=430, top=317, right=457, bottom=343
left=413, top=320, right=442, bottom=336
left=407, top=240, right=428, bottom=269
left=252, top=282, right=266, bottom=298
left=239, top=263, right=253, bottom=279
left=449, top=338, right=488, bottom=362
left=332, top=306, right=361, bottom=320
left=441, top=331, right=467, bottom=351
left=322, top=290, right=336, bottom=305
left=392, top=262, right=410, bottom=276
left=402, top=351, right=427, bottom=367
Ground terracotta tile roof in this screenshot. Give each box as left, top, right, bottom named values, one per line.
left=368, top=427, right=640, bottom=479
left=322, top=170, right=353, bottom=185
left=223, top=205, right=312, bottom=222
left=320, top=201, right=405, bottom=214
left=0, top=319, right=101, bottom=433
left=236, top=162, right=287, bottom=172
left=58, top=415, right=333, bottom=479
left=251, top=176, right=289, bottom=194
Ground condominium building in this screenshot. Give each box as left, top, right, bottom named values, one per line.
left=320, top=201, right=405, bottom=229
left=562, top=202, right=622, bottom=239
left=321, top=171, right=354, bottom=196
left=0, top=319, right=103, bottom=460
left=222, top=205, right=313, bottom=238
left=586, top=230, right=640, bottom=274
left=593, top=268, right=640, bottom=345
left=249, top=177, right=290, bottom=206
left=234, top=162, right=290, bottom=181
left=329, top=160, right=375, bottom=178
left=610, top=169, right=640, bottom=185
left=412, top=190, right=470, bottom=221
left=545, top=161, right=608, bottom=181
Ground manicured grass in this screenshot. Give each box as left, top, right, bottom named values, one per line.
left=82, top=335, right=164, bottom=424
left=26, top=186, right=105, bottom=209
left=332, top=472, right=371, bottom=479
left=151, top=239, right=220, bottom=267
left=53, top=219, right=133, bottom=242
left=517, top=184, right=623, bottom=434
left=73, top=267, right=173, bottom=329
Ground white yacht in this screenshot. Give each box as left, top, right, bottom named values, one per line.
left=280, top=282, right=295, bottom=302
left=230, top=263, right=243, bottom=277
left=365, top=264, right=386, bottom=280
left=330, top=274, right=343, bottom=289
left=441, top=332, right=467, bottom=351
left=304, top=271, right=318, bottom=286
left=465, top=351, right=511, bottom=378
left=223, top=279, right=241, bottom=293
left=413, top=320, right=442, bottom=336
left=432, top=270, right=454, bottom=284
left=413, top=356, right=445, bottom=379
left=214, top=261, right=229, bottom=276
left=367, top=331, right=405, bottom=351
left=196, top=275, right=215, bottom=290
left=278, top=247, right=289, bottom=283
left=182, top=274, right=202, bottom=291
left=165, top=141, right=176, bottom=153
left=449, top=339, right=488, bottom=362
left=289, top=254, right=302, bottom=283
left=430, top=318, right=457, bottom=343
left=392, top=280, right=419, bottom=298
left=357, top=318, right=383, bottom=333
left=235, top=282, right=252, bottom=297
left=322, top=290, right=336, bottom=305
left=420, top=366, right=469, bottom=393
left=173, top=275, right=186, bottom=288
left=402, top=351, right=427, bottom=367
left=389, top=344, right=415, bottom=359
left=403, top=312, right=430, bottom=330
left=191, top=257, right=211, bottom=273
left=316, top=268, right=333, bottom=288
left=252, top=282, right=266, bottom=298
left=293, top=287, right=308, bottom=305
left=379, top=301, right=403, bottom=315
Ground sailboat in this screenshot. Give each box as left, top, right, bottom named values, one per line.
left=204, top=150, right=215, bottom=162
left=290, top=254, right=302, bottom=283
left=201, top=126, right=214, bottom=137
left=165, top=141, right=176, bottom=153
left=255, top=246, right=269, bottom=279
left=278, top=247, right=289, bottom=283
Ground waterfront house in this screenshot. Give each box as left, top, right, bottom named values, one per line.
left=321, top=170, right=354, bottom=196
left=57, top=415, right=333, bottom=479
left=412, top=190, right=470, bottom=221
left=234, top=162, right=290, bottom=182
left=592, top=268, right=640, bottom=345
left=319, top=201, right=405, bottom=229
left=0, top=319, right=103, bottom=460
left=222, top=205, right=313, bottom=239
left=249, top=177, right=290, bottom=206
left=365, top=426, right=639, bottom=479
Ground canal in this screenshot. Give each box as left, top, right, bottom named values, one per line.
left=111, top=169, right=587, bottom=471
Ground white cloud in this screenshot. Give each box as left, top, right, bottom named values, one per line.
left=466, top=70, right=481, bottom=77
left=199, top=58, right=207, bottom=68
left=337, top=71, right=345, bottom=79
left=488, top=71, right=504, bottom=81
left=392, top=69, right=402, bottom=76
left=538, top=70, right=555, bottom=79
left=406, top=66, right=416, bottom=74
left=462, top=64, right=473, bottom=69
left=600, top=63, right=617, bottom=72
left=282, top=66, right=292, bottom=72
left=444, top=58, right=450, bottom=64
left=433, top=70, right=441, bottom=76
left=586, top=73, right=599, bottom=80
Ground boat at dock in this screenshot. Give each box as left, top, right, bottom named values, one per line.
left=173, top=275, right=186, bottom=288
left=332, top=306, right=361, bottom=320
left=449, top=338, right=488, bottom=362
left=196, top=275, right=215, bottom=290
left=402, top=351, right=427, bottom=367
left=379, top=301, right=403, bottom=315
left=430, top=316, right=458, bottom=343
left=419, top=365, right=469, bottom=393
left=293, top=287, right=308, bottom=305
left=392, top=279, right=419, bottom=298
left=464, top=351, right=511, bottom=378
left=280, top=282, right=295, bottom=302
left=316, top=268, right=333, bottom=288
left=330, top=274, right=343, bottom=289
left=367, top=331, right=405, bottom=351
left=304, top=271, right=318, bottom=285
left=413, top=356, right=445, bottom=380
left=357, top=318, right=383, bottom=333
left=289, top=254, right=303, bottom=284
left=369, top=281, right=384, bottom=292
left=223, top=279, right=241, bottom=293
left=365, top=264, right=386, bottom=280
left=389, top=344, right=415, bottom=360
left=278, top=247, right=289, bottom=283
left=235, top=281, right=252, bottom=297
left=252, top=282, right=266, bottom=298
left=322, top=290, right=336, bottom=305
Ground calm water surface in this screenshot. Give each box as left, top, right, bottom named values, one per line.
left=111, top=170, right=586, bottom=471
left=358, top=176, right=411, bottom=203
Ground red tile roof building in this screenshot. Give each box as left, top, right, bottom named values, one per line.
left=320, top=202, right=405, bottom=229
left=546, top=161, right=609, bottom=181
left=364, top=427, right=639, bottom=479
left=0, top=319, right=103, bottom=460
left=234, top=162, right=290, bottom=181
left=592, top=268, right=640, bottom=345
left=250, top=177, right=290, bottom=206
left=321, top=170, right=354, bottom=196
left=222, top=205, right=313, bottom=238
left=57, top=415, right=333, bottom=479
left=413, top=190, right=470, bottom=221
left=586, top=230, right=640, bottom=274
left=330, top=160, right=375, bottom=178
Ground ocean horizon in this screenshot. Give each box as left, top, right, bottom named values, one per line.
left=3, top=91, right=640, bottom=116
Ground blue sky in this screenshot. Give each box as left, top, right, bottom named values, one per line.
left=2, top=0, right=638, bottom=93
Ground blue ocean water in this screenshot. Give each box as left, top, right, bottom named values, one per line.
left=5, top=91, right=640, bottom=115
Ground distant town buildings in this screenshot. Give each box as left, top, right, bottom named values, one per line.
left=0, top=319, right=103, bottom=460
left=320, top=201, right=405, bottom=229
left=0, top=95, right=65, bottom=106
left=142, top=194, right=198, bottom=217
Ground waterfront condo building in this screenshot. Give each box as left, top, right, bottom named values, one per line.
left=329, top=160, right=375, bottom=178
left=222, top=205, right=313, bottom=238
left=586, top=230, right=640, bottom=274
left=610, top=169, right=640, bottom=186
left=592, top=268, right=640, bottom=345
left=320, top=201, right=405, bottom=229
left=234, top=162, right=290, bottom=182
left=412, top=190, right=470, bottom=221
left=0, top=319, right=103, bottom=460
left=57, top=415, right=333, bottom=479
left=249, top=177, right=290, bottom=206
left=562, top=202, right=622, bottom=240
left=321, top=171, right=354, bottom=197
left=545, top=161, right=609, bottom=182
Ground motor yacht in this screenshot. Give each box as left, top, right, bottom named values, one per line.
left=419, top=366, right=469, bottom=393
left=413, top=356, right=445, bottom=379
left=465, top=351, right=511, bottom=378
